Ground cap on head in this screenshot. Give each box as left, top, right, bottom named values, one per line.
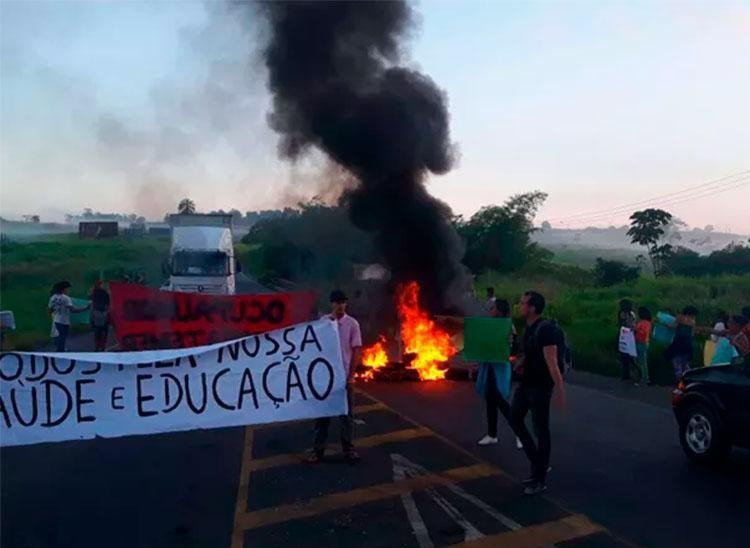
left=329, top=289, right=348, bottom=303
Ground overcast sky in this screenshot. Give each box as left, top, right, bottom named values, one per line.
left=1, top=1, right=748, bottom=232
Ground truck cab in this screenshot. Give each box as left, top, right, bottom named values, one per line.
left=164, top=214, right=238, bottom=295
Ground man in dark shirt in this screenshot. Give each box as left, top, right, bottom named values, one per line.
left=509, top=290, right=566, bottom=495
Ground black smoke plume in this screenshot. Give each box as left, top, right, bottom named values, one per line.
left=259, top=1, right=467, bottom=310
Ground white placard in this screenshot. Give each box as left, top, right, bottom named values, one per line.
left=618, top=327, right=637, bottom=357
left=0, top=319, right=346, bottom=447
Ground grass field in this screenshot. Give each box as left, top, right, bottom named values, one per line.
left=0, top=235, right=170, bottom=349
left=2, top=236, right=747, bottom=386
left=477, top=271, right=750, bottom=385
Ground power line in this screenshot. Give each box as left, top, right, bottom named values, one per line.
left=547, top=170, right=750, bottom=224
left=557, top=177, right=750, bottom=227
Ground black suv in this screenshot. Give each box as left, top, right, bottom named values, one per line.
left=672, top=359, right=750, bottom=463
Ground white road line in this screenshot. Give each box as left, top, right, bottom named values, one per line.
left=393, top=456, right=434, bottom=548
left=391, top=453, right=525, bottom=546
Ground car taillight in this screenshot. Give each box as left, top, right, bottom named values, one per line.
left=672, top=380, right=686, bottom=406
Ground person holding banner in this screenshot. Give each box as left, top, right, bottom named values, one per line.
left=475, top=299, right=517, bottom=447
left=48, top=281, right=90, bottom=352
left=617, top=299, right=637, bottom=381
left=307, top=290, right=362, bottom=464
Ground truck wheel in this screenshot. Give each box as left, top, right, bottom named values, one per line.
left=679, top=403, right=731, bottom=464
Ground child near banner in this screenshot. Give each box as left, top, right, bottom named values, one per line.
left=476, top=299, right=517, bottom=447
left=48, top=281, right=90, bottom=352
left=635, top=307, right=652, bottom=385
left=307, top=290, right=363, bottom=464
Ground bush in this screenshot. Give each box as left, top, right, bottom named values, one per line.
left=593, top=258, right=640, bottom=287
left=664, top=243, right=750, bottom=277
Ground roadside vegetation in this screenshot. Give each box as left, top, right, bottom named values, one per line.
left=2, top=197, right=748, bottom=385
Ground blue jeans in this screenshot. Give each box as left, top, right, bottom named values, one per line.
left=54, top=322, right=70, bottom=352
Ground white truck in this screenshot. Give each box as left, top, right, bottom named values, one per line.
left=163, top=214, right=239, bottom=295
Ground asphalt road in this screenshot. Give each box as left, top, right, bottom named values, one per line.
left=364, top=375, right=750, bottom=548
left=2, top=374, right=748, bottom=548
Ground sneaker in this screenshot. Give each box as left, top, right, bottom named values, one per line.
left=477, top=435, right=498, bottom=446
left=523, top=481, right=547, bottom=495
left=521, top=466, right=552, bottom=485
left=304, top=451, right=324, bottom=464
left=515, top=437, right=523, bottom=450
left=344, top=450, right=361, bottom=463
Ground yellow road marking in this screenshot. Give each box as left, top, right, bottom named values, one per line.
left=237, top=463, right=499, bottom=531
left=230, top=426, right=255, bottom=548
left=356, top=388, right=510, bottom=478
left=248, top=426, right=433, bottom=472
left=251, top=402, right=387, bottom=431
left=449, top=514, right=606, bottom=547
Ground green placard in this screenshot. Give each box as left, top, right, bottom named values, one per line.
left=463, top=317, right=511, bottom=362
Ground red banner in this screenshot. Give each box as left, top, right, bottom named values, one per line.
left=109, top=282, right=316, bottom=350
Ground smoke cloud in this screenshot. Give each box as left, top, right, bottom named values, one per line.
left=258, top=1, right=467, bottom=310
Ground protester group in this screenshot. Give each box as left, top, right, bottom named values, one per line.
left=39, top=279, right=750, bottom=499
left=616, top=298, right=750, bottom=385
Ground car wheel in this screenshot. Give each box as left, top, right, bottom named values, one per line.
left=678, top=403, right=730, bottom=464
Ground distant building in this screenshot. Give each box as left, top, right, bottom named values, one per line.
left=78, top=221, right=118, bottom=239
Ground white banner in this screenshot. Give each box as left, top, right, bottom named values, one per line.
left=618, top=327, right=637, bottom=357
left=0, top=319, right=347, bottom=447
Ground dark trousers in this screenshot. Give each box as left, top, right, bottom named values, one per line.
left=54, top=323, right=70, bottom=352
left=313, top=384, right=354, bottom=455
left=93, top=325, right=109, bottom=351
left=485, top=366, right=511, bottom=437
left=509, top=384, right=552, bottom=482
left=620, top=352, right=634, bottom=380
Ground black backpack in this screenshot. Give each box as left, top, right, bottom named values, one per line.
left=533, top=319, right=573, bottom=377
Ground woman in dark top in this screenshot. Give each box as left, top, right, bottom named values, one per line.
left=89, top=280, right=111, bottom=351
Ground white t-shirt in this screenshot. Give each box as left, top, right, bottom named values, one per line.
left=711, top=321, right=727, bottom=343
left=49, top=294, right=74, bottom=325
left=323, top=313, right=362, bottom=374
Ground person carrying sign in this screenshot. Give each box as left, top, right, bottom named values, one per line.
left=509, top=290, right=566, bottom=495
left=475, top=299, right=517, bottom=447
left=306, top=290, right=363, bottom=464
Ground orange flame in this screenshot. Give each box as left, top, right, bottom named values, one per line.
left=357, top=281, right=455, bottom=382
left=397, top=281, right=455, bottom=381
left=362, top=337, right=388, bottom=367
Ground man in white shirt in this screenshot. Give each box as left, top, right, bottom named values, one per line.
left=307, top=290, right=362, bottom=463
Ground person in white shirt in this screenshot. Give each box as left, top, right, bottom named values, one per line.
left=48, top=281, right=89, bottom=352
left=307, top=290, right=362, bottom=464
left=711, top=311, right=729, bottom=344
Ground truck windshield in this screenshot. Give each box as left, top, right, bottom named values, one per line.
left=172, top=251, right=229, bottom=276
